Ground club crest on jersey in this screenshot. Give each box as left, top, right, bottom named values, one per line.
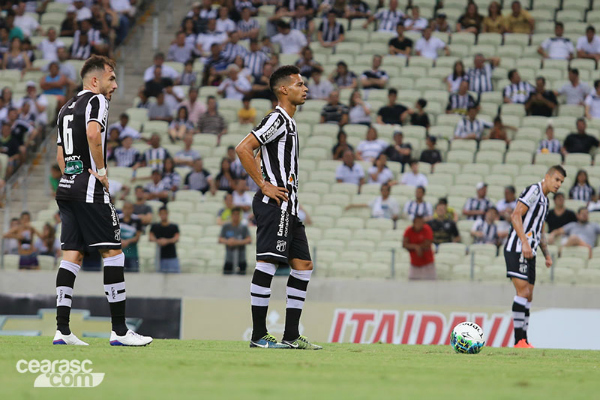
left=276, top=240, right=286, bottom=252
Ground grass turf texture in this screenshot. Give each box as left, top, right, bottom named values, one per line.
left=1, top=337, right=598, bottom=400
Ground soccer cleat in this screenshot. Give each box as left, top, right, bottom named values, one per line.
left=110, top=330, right=153, bottom=346
left=249, top=333, right=291, bottom=349
left=526, top=341, right=535, bottom=348
left=282, top=335, right=323, bottom=350
left=53, top=330, right=89, bottom=345
left=514, top=339, right=530, bottom=348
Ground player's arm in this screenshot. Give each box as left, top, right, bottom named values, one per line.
left=539, top=226, right=553, bottom=268
left=87, top=120, right=109, bottom=189
left=236, top=133, right=288, bottom=205
left=56, top=145, right=65, bottom=174
left=511, top=201, right=533, bottom=258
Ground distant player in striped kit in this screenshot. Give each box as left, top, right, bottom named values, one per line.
left=504, top=165, right=566, bottom=348
left=236, top=65, right=321, bottom=350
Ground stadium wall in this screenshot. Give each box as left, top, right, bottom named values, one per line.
left=1, top=271, right=600, bottom=349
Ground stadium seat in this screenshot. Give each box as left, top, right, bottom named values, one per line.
left=505, top=151, right=534, bottom=166
left=461, top=163, right=490, bottom=176
left=535, top=152, right=562, bottom=167
left=565, top=153, right=592, bottom=168
left=475, top=151, right=504, bottom=166
left=469, top=243, right=498, bottom=258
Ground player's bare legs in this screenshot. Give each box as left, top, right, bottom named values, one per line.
left=511, top=278, right=533, bottom=348
left=282, top=258, right=321, bottom=350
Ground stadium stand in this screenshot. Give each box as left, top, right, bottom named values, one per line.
left=4, top=0, right=600, bottom=285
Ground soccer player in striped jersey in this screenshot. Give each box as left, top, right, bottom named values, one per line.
left=236, top=65, right=321, bottom=350
left=504, top=165, right=566, bottom=348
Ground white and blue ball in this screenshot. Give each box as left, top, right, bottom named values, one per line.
left=450, top=322, right=485, bottom=354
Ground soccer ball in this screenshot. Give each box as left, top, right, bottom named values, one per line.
left=450, top=322, right=485, bottom=354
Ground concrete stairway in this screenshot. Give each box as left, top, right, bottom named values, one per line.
left=1, top=0, right=188, bottom=228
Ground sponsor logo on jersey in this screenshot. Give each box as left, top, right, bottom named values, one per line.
left=262, top=123, right=278, bottom=142
left=276, top=210, right=289, bottom=237
left=114, top=229, right=121, bottom=241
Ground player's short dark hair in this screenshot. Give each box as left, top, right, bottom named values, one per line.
left=135, top=185, right=144, bottom=191
left=388, top=88, right=397, bottom=96
left=417, top=98, right=427, bottom=108
left=120, top=113, right=128, bottom=119
left=416, top=185, right=426, bottom=194
left=547, top=165, right=567, bottom=178
left=20, top=211, right=30, bottom=218
left=569, top=68, right=579, bottom=76
left=536, top=76, right=546, bottom=84
left=587, top=25, right=596, bottom=33
left=80, top=55, right=116, bottom=80
left=269, top=65, right=300, bottom=94
left=231, top=207, right=242, bottom=213
left=555, top=22, right=564, bottom=28
left=159, top=206, right=168, bottom=213
left=506, top=185, right=516, bottom=194
left=508, top=69, right=517, bottom=80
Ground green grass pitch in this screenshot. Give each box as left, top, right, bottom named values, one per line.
left=1, top=337, right=598, bottom=400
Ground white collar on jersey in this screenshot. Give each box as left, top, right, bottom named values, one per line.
left=77, top=89, right=93, bottom=96
left=276, top=105, right=293, bottom=120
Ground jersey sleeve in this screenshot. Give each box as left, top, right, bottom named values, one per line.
left=518, top=184, right=540, bottom=209
left=85, top=94, right=109, bottom=130
left=251, top=112, right=285, bottom=145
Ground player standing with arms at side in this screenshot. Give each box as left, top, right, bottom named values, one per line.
left=53, top=55, right=152, bottom=346
left=504, top=165, right=565, bottom=348
left=236, top=65, right=321, bottom=349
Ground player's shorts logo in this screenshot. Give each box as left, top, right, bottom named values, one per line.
left=276, top=240, right=286, bottom=252
left=114, top=229, right=121, bottom=241
left=276, top=210, right=289, bottom=237
left=519, top=263, right=528, bottom=274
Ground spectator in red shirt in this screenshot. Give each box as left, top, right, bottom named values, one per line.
left=403, top=214, right=436, bottom=280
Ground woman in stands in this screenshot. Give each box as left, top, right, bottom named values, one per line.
left=482, top=1, right=505, bottom=34
left=2, top=37, right=31, bottom=73
left=367, top=153, right=396, bottom=185
left=161, top=157, right=182, bottom=193
left=348, top=89, right=372, bottom=126
left=456, top=2, right=484, bottom=34
left=3, top=211, right=39, bottom=269
left=34, top=223, right=61, bottom=259
left=214, top=157, right=238, bottom=192
left=329, top=61, right=357, bottom=90
left=569, top=169, right=595, bottom=203
left=446, top=60, right=468, bottom=93
left=169, top=106, right=196, bottom=141
left=332, top=130, right=354, bottom=160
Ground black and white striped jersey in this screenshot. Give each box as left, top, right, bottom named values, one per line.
left=318, top=19, right=345, bottom=42
left=113, top=146, right=140, bottom=167
left=374, top=9, right=405, bottom=32
left=454, top=117, right=492, bottom=139
left=472, top=219, right=498, bottom=245
left=505, top=182, right=549, bottom=254
left=237, top=18, right=259, bottom=34
left=538, top=138, right=561, bottom=153
left=251, top=105, right=300, bottom=216
left=291, top=15, right=311, bottom=32
left=221, top=42, right=248, bottom=63
left=244, top=50, right=269, bottom=78
left=142, top=147, right=170, bottom=173
left=403, top=200, right=433, bottom=220
left=503, top=81, right=535, bottom=104
left=464, top=197, right=493, bottom=220
left=283, top=0, right=318, bottom=12
left=467, top=63, right=494, bottom=93
left=446, top=93, right=476, bottom=115
left=569, top=183, right=595, bottom=202
left=56, top=90, right=110, bottom=204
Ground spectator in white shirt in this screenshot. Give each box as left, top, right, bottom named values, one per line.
left=14, top=1, right=41, bottom=37
left=336, top=149, right=365, bottom=189
left=415, top=27, right=449, bottom=60
left=308, top=70, right=334, bottom=100
left=195, top=18, right=228, bottom=58
left=555, top=68, right=591, bottom=106
left=496, top=185, right=517, bottom=221
left=357, top=126, right=388, bottom=162
left=577, top=25, right=600, bottom=62
left=38, top=27, right=63, bottom=62
left=401, top=160, right=428, bottom=187
left=271, top=20, right=308, bottom=55
left=403, top=6, right=428, bottom=32
left=585, top=79, right=600, bottom=119
left=21, top=81, right=48, bottom=126
left=73, top=0, right=92, bottom=22
left=345, top=183, right=400, bottom=221
left=143, top=52, right=179, bottom=82
left=179, top=86, right=207, bottom=126
left=231, top=179, right=252, bottom=214
left=367, top=153, right=396, bottom=184
left=108, top=113, right=143, bottom=140
left=217, top=64, right=252, bottom=101
left=216, top=6, right=237, bottom=33
left=538, top=22, right=575, bottom=60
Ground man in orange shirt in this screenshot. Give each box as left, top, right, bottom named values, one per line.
left=403, top=214, right=436, bottom=280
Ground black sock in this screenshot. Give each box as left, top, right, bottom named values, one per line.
left=250, top=262, right=276, bottom=341
left=512, top=295, right=527, bottom=344
left=56, top=261, right=79, bottom=335
left=104, top=254, right=128, bottom=336
left=282, top=269, right=312, bottom=342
